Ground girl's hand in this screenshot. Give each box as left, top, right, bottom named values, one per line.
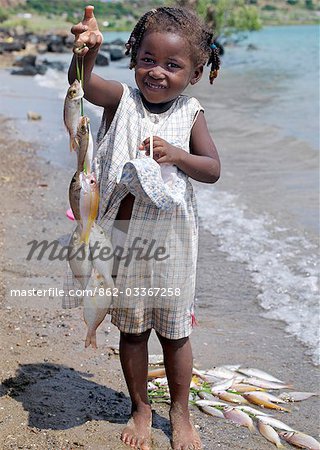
left=85, top=327, right=98, bottom=349
left=71, top=5, right=103, bottom=56
left=140, top=136, right=184, bottom=165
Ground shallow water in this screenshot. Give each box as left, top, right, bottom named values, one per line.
left=0, top=25, right=318, bottom=364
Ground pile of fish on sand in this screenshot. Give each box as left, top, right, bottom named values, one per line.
left=147, top=357, right=320, bottom=449
left=64, top=79, right=114, bottom=345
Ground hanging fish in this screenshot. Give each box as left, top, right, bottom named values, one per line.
left=279, top=431, right=320, bottom=450
left=69, top=171, right=81, bottom=221
left=279, top=391, right=318, bottom=402
left=255, top=415, right=294, bottom=432
left=67, top=225, right=92, bottom=288
left=76, top=116, right=93, bottom=174
left=63, top=79, right=84, bottom=152
left=223, top=406, right=255, bottom=432
left=257, top=420, right=284, bottom=448
left=83, top=271, right=112, bottom=349
left=89, top=223, right=114, bottom=290
left=79, top=172, right=99, bottom=244
left=236, top=368, right=284, bottom=383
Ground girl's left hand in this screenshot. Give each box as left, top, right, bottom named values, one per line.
left=139, top=136, right=184, bottom=164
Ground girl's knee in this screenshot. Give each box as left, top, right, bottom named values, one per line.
left=120, top=329, right=151, bottom=344
left=157, top=332, right=189, bottom=349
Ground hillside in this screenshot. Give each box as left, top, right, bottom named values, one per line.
left=0, top=0, right=318, bottom=33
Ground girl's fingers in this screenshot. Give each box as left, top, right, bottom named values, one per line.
left=71, top=24, right=88, bottom=36
left=84, top=5, right=95, bottom=20
left=86, top=32, right=98, bottom=48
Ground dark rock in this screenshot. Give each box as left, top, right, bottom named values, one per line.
left=13, top=54, right=37, bottom=67
left=47, top=42, right=66, bottom=53
left=247, top=43, right=258, bottom=51
left=0, top=41, right=25, bottom=52
left=95, top=52, right=109, bottom=66
left=41, top=59, right=66, bottom=71
left=110, top=38, right=125, bottom=46
left=10, top=64, right=47, bottom=76
left=110, top=47, right=123, bottom=61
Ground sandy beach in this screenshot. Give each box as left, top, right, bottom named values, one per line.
left=0, top=38, right=319, bottom=450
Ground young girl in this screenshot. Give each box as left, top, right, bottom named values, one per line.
left=68, top=5, right=220, bottom=450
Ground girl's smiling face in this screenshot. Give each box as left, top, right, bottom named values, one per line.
left=135, top=31, right=203, bottom=104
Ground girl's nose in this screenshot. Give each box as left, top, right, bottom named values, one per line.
left=148, top=66, right=165, bottom=79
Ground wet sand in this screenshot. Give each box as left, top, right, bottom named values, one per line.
left=0, top=66, right=319, bottom=449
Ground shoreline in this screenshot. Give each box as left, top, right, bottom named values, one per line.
left=0, top=110, right=319, bottom=449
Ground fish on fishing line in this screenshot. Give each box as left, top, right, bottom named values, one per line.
left=64, top=79, right=84, bottom=152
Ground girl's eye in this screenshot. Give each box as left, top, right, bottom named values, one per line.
left=168, top=63, right=180, bottom=69
left=142, top=57, right=154, bottom=63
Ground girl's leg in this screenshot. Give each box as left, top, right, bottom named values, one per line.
left=120, top=329, right=152, bottom=450
left=157, top=333, right=202, bottom=450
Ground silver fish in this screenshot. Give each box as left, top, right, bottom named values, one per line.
left=67, top=225, right=92, bottom=288
left=216, top=391, right=249, bottom=405
left=64, top=79, right=84, bottom=152
left=279, top=431, right=320, bottom=450
left=256, top=415, right=294, bottom=432
left=148, top=354, right=164, bottom=365
left=236, top=368, right=284, bottom=384
left=83, top=271, right=111, bottom=349
left=245, top=377, right=292, bottom=390
left=243, top=391, right=287, bottom=404
left=211, top=378, right=234, bottom=394
left=257, top=420, right=284, bottom=448
left=76, top=116, right=93, bottom=174
left=79, top=172, right=99, bottom=244
left=89, top=223, right=114, bottom=290
left=206, top=367, right=238, bottom=379
left=198, top=391, right=219, bottom=401
left=195, top=399, right=228, bottom=408
left=198, top=405, right=224, bottom=418
left=223, top=406, right=255, bottom=432
left=234, top=405, right=270, bottom=417
left=279, top=391, right=318, bottom=402
left=69, top=171, right=81, bottom=221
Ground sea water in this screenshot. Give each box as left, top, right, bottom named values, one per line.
left=0, top=25, right=318, bottom=363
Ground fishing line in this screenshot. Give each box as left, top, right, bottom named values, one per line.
left=76, top=56, right=84, bottom=116
left=76, top=56, right=87, bottom=173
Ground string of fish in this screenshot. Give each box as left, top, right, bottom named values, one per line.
left=63, top=55, right=115, bottom=346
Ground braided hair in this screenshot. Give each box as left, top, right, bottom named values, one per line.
left=125, top=7, right=220, bottom=85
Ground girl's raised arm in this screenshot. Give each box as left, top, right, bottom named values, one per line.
left=68, top=5, right=123, bottom=109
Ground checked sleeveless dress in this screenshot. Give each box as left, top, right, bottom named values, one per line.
left=65, top=83, right=203, bottom=339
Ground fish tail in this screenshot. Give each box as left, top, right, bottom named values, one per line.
left=70, top=136, right=79, bottom=152
left=80, top=219, right=93, bottom=245
left=80, top=227, right=90, bottom=245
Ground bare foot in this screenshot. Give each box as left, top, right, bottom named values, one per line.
left=121, top=405, right=152, bottom=449
left=170, top=405, right=202, bottom=450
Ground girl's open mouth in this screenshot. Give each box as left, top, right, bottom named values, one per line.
left=145, top=81, right=166, bottom=90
